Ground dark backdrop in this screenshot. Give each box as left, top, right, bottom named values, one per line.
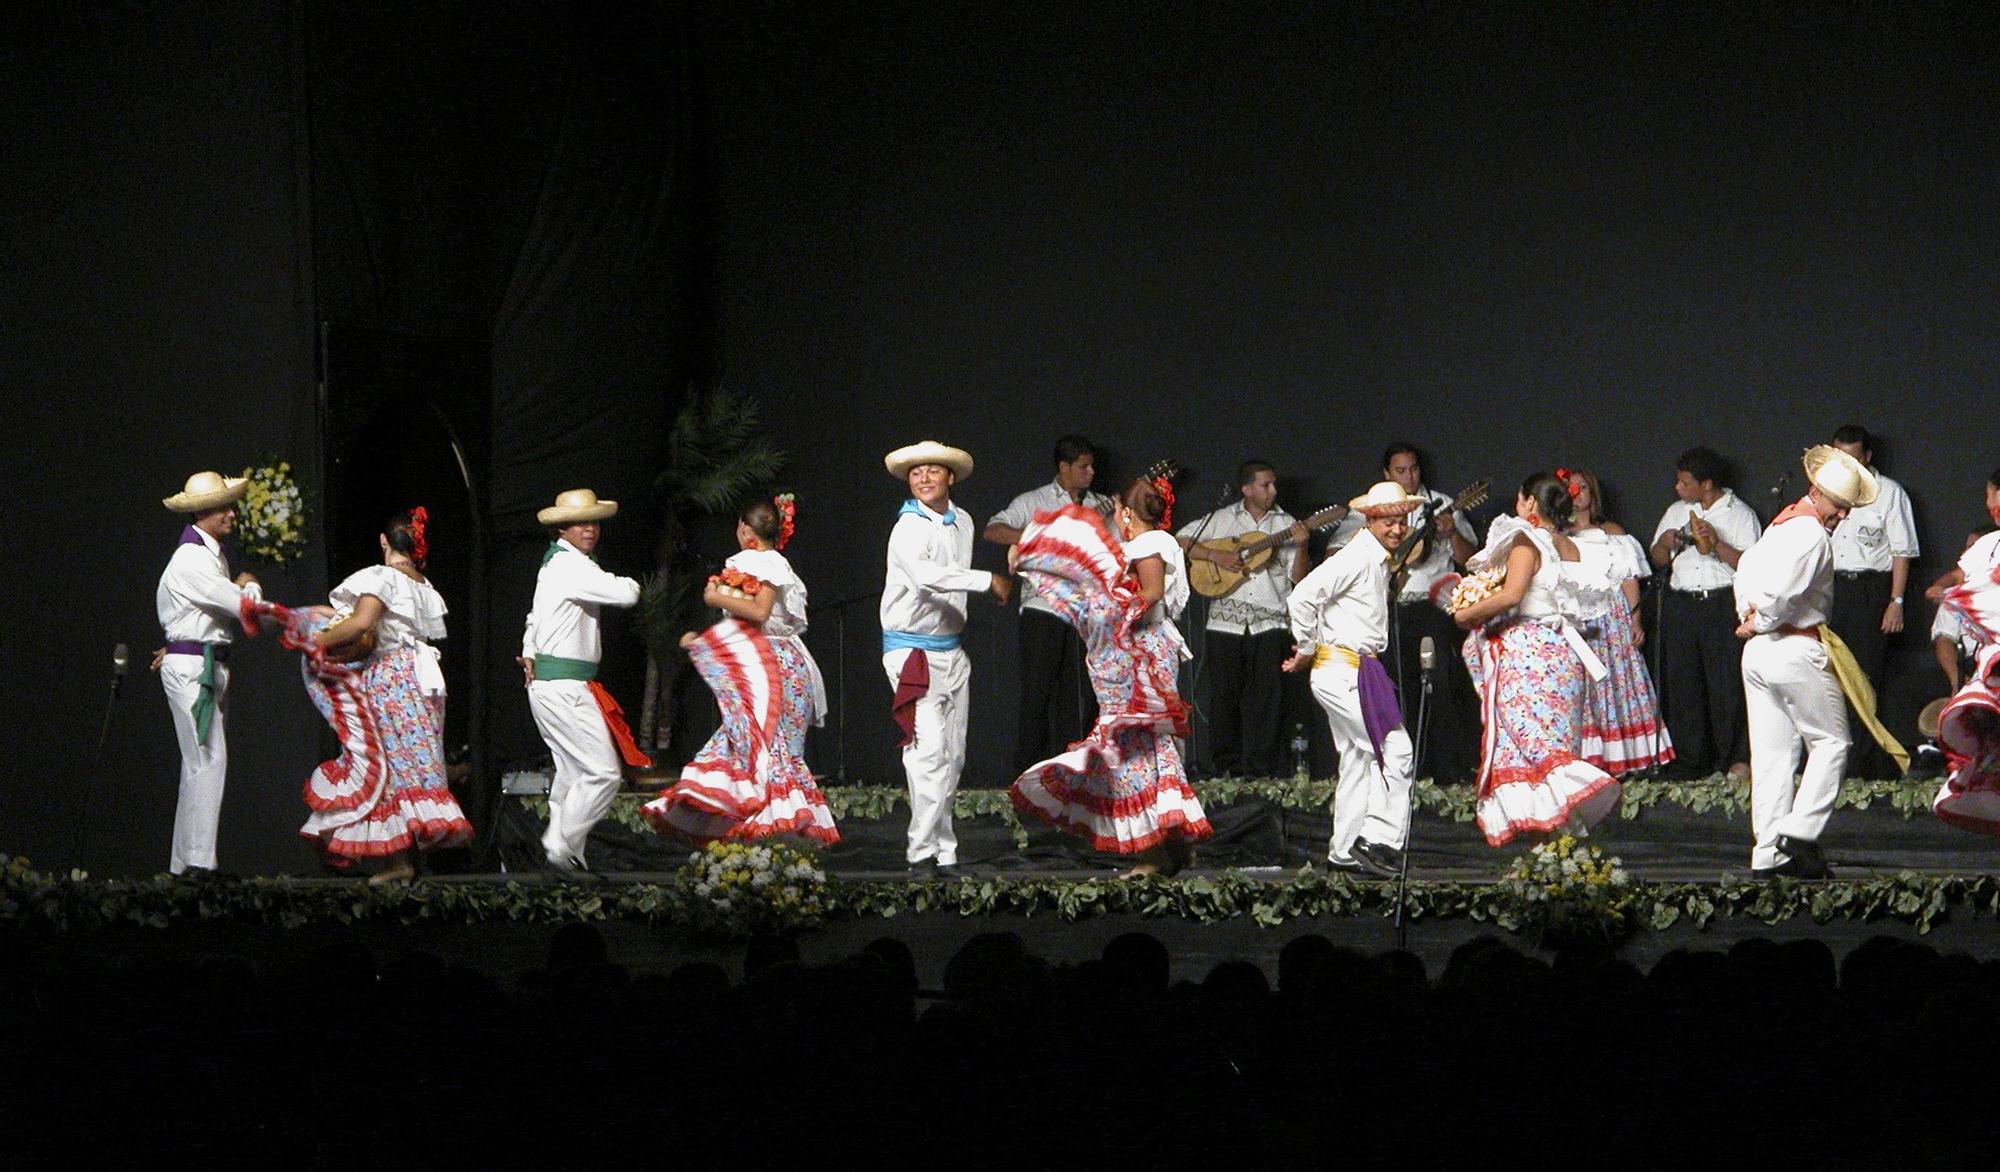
left=700, top=2, right=2000, bottom=789
left=4, top=2, right=1995, bottom=873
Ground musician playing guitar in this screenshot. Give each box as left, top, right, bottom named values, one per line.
left=1173, top=460, right=1312, bottom=777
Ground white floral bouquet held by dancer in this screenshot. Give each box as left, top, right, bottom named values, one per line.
left=235, top=461, right=307, bottom=566
left=1444, top=567, right=1506, bottom=614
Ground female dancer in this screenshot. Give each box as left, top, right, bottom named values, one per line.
left=1452, top=473, right=1622, bottom=846
left=246, top=509, right=473, bottom=883
left=1561, top=468, right=1674, bottom=775
left=642, top=496, right=839, bottom=845
left=1010, top=475, right=1212, bottom=876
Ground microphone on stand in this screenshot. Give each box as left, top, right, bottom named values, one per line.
left=1768, top=470, right=1794, bottom=499
left=111, top=643, right=129, bottom=699
left=1419, top=635, right=1436, bottom=692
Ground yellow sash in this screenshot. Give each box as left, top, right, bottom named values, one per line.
left=1817, top=624, right=1909, bottom=772
left=1312, top=645, right=1362, bottom=669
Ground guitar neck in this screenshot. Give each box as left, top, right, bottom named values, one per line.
left=1237, top=505, right=1347, bottom=556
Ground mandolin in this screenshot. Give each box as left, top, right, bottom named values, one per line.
left=1188, top=503, right=1350, bottom=599
left=1386, top=480, right=1490, bottom=593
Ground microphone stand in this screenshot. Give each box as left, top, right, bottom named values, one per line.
left=1179, top=483, right=1237, bottom=773
left=75, top=651, right=128, bottom=872
left=809, top=590, right=883, bottom=784
left=1394, top=644, right=1435, bottom=950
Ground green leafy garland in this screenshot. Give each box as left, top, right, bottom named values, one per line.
left=528, top=773, right=1945, bottom=848
left=4, top=851, right=1994, bottom=942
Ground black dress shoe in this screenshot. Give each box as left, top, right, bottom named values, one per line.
left=934, top=862, right=968, bottom=879
left=1352, top=839, right=1403, bottom=879
left=1324, top=858, right=1368, bottom=875
left=1776, top=835, right=1831, bottom=878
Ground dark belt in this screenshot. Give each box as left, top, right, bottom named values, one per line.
left=165, top=640, right=230, bottom=662
left=1836, top=569, right=1890, bottom=580
left=1669, top=586, right=1731, bottom=602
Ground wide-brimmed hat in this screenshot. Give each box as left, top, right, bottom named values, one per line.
left=885, top=440, right=973, bottom=482
left=1802, top=445, right=1879, bottom=509
left=1348, top=480, right=1423, bottom=518
left=163, top=471, right=248, bottom=513
left=1918, top=697, right=1949, bottom=741
left=537, top=488, right=618, bottom=526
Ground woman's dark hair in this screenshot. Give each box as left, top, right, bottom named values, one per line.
left=1988, top=466, right=2000, bottom=492
left=740, top=498, right=782, bottom=544
left=1521, top=472, right=1574, bottom=528
left=384, top=511, right=425, bottom=565
left=1122, top=476, right=1167, bottom=525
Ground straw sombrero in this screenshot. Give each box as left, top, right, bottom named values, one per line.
left=537, top=488, right=618, bottom=525
left=1348, top=481, right=1423, bottom=518
left=1918, top=697, right=1949, bottom=741
left=1802, top=445, right=1879, bottom=510
left=163, top=471, right=248, bottom=513
left=885, top=440, right=974, bottom=482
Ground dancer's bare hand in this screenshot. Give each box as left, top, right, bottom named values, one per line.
left=233, top=572, right=259, bottom=588
left=149, top=646, right=167, bottom=672
left=679, top=631, right=700, bottom=649
left=990, top=574, right=1014, bottom=605
left=516, top=655, right=535, bottom=684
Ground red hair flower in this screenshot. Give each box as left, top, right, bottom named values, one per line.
left=1153, top=476, right=1175, bottom=532
left=1554, top=469, right=1583, bottom=500
left=409, top=506, right=430, bottom=566
left=773, top=493, right=797, bottom=550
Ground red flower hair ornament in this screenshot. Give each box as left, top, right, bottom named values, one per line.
left=773, top=493, right=797, bottom=550
left=1153, top=476, right=1175, bottom=533
left=409, top=506, right=430, bottom=566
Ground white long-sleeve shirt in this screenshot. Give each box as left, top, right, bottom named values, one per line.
left=1288, top=527, right=1391, bottom=658
left=522, top=539, right=642, bottom=663
left=156, top=527, right=261, bottom=644
left=1733, top=509, right=1833, bottom=634
left=880, top=499, right=991, bottom=640
left=1653, top=490, right=1763, bottom=590
left=991, top=479, right=1112, bottom=615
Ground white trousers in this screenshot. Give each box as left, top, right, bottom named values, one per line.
left=1312, top=658, right=1413, bottom=862
left=884, top=648, right=968, bottom=865
left=529, top=679, right=622, bottom=867
left=163, top=655, right=230, bottom=874
left=1742, top=633, right=1849, bottom=869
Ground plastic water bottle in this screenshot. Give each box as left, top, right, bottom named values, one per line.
left=1291, top=722, right=1309, bottom=782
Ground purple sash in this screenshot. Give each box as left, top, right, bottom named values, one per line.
left=1357, top=654, right=1404, bottom=766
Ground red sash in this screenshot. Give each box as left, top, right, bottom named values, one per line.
left=588, top=681, right=653, bottom=769
left=891, top=650, right=931, bottom=748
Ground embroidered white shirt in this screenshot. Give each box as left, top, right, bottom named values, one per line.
left=1831, top=471, right=1919, bottom=572
left=1176, top=501, right=1300, bottom=635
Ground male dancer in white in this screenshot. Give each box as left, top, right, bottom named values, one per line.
left=880, top=440, right=1012, bottom=874
left=520, top=489, right=645, bottom=873
left=1284, top=481, right=1421, bottom=878
left=156, top=471, right=263, bottom=876
left=1734, top=446, right=1879, bottom=879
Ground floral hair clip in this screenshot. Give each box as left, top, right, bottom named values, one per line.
left=1554, top=469, right=1584, bottom=500
left=1152, top=476, right=1175, bottom=532
left=773, top=493, right=797, bottom=550
left=409, top=506, right=430, bottom=566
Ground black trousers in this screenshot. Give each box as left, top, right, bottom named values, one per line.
left=1012, top=607, right=1096, bottom=772
left=1391, top=600, right=1483, bottom=785
left=1658, top=587, right=1749, bottom=774
left=1200, top=628, right=1292, bottom=776
left=1828, top=568, right=1894, bottom=777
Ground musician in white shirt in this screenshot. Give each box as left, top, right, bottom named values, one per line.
left=983, top=434, right=1113, bottom=770
left=1648, top=447, right=1762, bottom=780
left=1733, top=446, right=1878, bottom=878
left=1826, top=425, right=1920, bottom=776
left=1174, top=460, right=1308, bottom=776
left=519, top=489, right=645, bottom=873
left=882, top=441, right=1012, bottom=872
left=154, top=472, right=263, bottom=876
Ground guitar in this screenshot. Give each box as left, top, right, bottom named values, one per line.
left=1188, top=503, right=1350, bottom=598
left=1386, top=480, right=1490, bottom=594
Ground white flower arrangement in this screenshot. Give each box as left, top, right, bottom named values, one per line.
left=678, top=839, right=830, bottom=935
left=1446, top=567, right=1506, bottom=614
left=236, top=461, right=307, bottom=566
left=1498, top=834, right=1638, bottom=947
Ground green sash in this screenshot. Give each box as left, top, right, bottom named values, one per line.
left=191, top=646, right=217, bottom=745
left=534, top=654, right=599, bottom=682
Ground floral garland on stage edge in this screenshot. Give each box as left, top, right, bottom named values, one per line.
left=235, top=460, right=306, bottom=566
left=2, top=849, right=1994, bottom=942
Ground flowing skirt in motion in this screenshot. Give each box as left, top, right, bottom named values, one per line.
left=1466, top=618, right=1621, bottom=847
left=1008, top=506, right=1212, bottom=853
left=1579, top=610, right=1675, bottom=775
left=642, top=618, right=839, bottom=846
